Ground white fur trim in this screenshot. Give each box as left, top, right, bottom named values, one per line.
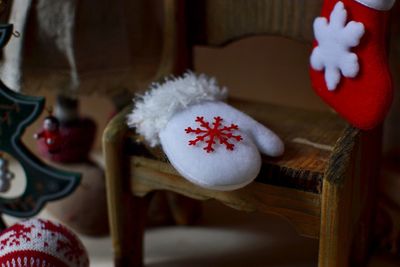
left=354, top=0, right=395, bottom=11
left=127, top=72, right=228, bottom=146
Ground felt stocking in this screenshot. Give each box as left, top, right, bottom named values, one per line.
left=127, top=72, right=284, bottom=191
left=310, top=0, right=395, bottom=129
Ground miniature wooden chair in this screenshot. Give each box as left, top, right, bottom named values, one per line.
left=103, top=1, right=383, bottom=266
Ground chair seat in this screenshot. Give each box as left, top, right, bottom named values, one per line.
left=126, top=98, right=348, bottom=194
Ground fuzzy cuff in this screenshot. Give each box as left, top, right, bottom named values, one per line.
left=127, top=72, right=228, bottom=146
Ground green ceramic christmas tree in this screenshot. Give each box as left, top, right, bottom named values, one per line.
left=0, top=24, right=80, bottom=229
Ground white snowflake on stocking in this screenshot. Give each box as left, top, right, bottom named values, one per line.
left=310, top=1, right=365, bottom=91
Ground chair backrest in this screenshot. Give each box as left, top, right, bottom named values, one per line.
left=187, top=0, right=321, bottom=46
left=155, top=0, right=322, bottom=77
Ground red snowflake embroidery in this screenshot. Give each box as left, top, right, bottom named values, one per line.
left=0, top=224, right=33, bottom=249
left=185, top=116, right=242, bottom=153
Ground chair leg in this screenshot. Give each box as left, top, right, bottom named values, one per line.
left=349, top=128, right=381, bottom=266
left=167, top=193, right=202, bottom=225
left=318, top=128, right=381, bottom=267
left=104, top=142, right=151, bottom=267
left=318, top=178, right=356, bottom=267
left=115, top=195, right=150, bottom=267
left=103, top=113, right=151, bottom=267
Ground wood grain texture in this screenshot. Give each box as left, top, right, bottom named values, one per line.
left=131, top=155, right=321, bottom=238
left=318, top=127, right=382, bottom=267
left=102, top=1, right=383, bottom=266
left=230, top=98, right=346, bottom=193
left=125, top=98, right=348, bottom=194
left=153, top=0, right=323, bottom=83
left=155, top=0, right=191, bottom=80
left=103, top=107, right=147, bottom=267
left=187, top=0, right=322, bottom=46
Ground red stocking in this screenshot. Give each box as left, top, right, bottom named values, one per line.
left=310, top=0, right=395, bottom=129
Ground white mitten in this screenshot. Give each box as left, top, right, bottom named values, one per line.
left=128, top=72, right=284, bottom=191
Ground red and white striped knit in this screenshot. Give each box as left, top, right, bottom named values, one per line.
left=0, top=218, right=89, bottom=267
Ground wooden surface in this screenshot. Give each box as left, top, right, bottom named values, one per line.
left=154, top=0, right=323, bottom=84
left=102, top=0, right=382, bottom=266
left=103, top=79, right=380, bottom=265
left=187, top=0, right=322, bottom=46
left=155, top=0, right=191, bottom=80
left=230, top=99, right=346, bottom=193
left=127, top=98, right=348, bottom=194
left=318, top=127, right=381, bottom=267
left=131, top=156, right=321, bottom=238
left=103, top=107, right=141, bottom=267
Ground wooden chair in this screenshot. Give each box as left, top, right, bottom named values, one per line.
left=103, top=1, right=383, bottom=266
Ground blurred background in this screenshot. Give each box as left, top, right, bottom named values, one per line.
left=1, top=0, right=400, bottom=266
left=21, top=35, right=325, bottom=153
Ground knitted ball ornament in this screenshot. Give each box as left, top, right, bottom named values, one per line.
left=0, top=219, right=89, bottom=267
